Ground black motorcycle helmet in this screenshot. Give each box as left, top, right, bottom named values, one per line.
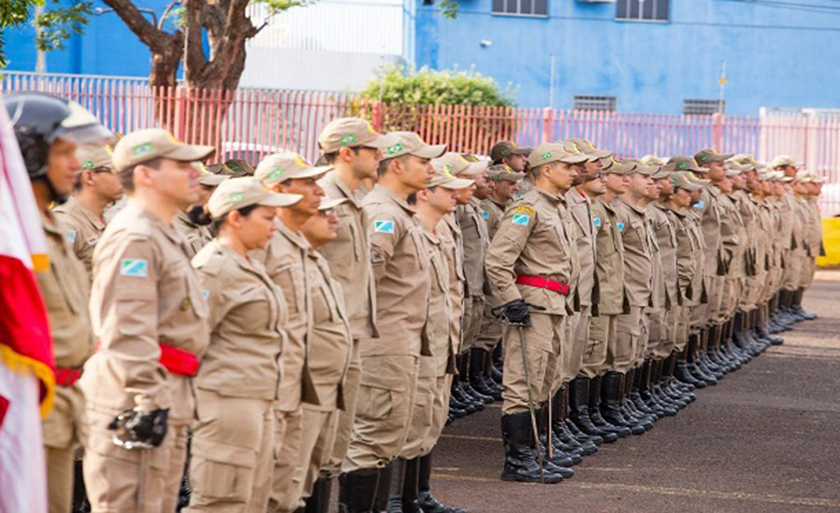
left=3, top=92, right=113, bottom=201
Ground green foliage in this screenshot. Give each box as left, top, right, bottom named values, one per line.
left=360, top=65, right=517, bottom=107
left=33, top=0, right=92, bottom=52
left=0, top=0, right=42, bottom=68
left=438, top=0, right=458, bottom=19
left=252, top=0, right=313, bottom=16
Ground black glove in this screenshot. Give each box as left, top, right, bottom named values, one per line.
left=500, top=299, right=533, bottom=327
left=109, top=408, right=169, bottom=450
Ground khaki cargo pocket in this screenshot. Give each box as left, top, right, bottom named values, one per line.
left=189, top=438, right=257, bottom=502
left=356, top=382, right=393, bottom=421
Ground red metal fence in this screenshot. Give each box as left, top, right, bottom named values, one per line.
left=3, top=72, right=839, bottom=213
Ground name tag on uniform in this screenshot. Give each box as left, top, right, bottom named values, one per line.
left=512, top=214, right=530, bottom=226
left=593, top=217, right=601, bottom=228
left=374, top=220, right=395, bottom=234
left=482, top=211, right=489, bottom=219
left=694, top=201, right=705, bottom=209
left=119, top=258, right=148, bottom=278
left=86, top=236, right=98, bottom=245
left=617, top=222, right=625, bottom=232
left=67, top=230, right=76, bottom=243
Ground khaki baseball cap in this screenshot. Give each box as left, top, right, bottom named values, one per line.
left=651, top=166, right=671, bottom=180
left=605, top=157, right=635, bottom=176
left=434, top=152, right=489, bottom=177
left=567, top=138, right=612, bottom=160
left=381, top=132, right=446, bottom=159
left=194, top=163, right=230, bottom=186
left=77, top=144, right=113, bottom=172
left=255, top=153, right=331, bottom=185
left=560, top=140, right=597, bottom=162
left=663, top=156, right=705, bottom=173
left=429, top=161, right=475, bottom=189
left=487, top=163, right=525, bottom=182
left=640, top=155, right=667, bottom=167
left=528, top=143, right=588, bottom=168
left=725, top=160, right=748, bottom=176
left=207, top=177, right=302, bottom=218
left=224, top=159, right=255, bottom=177
left=730, top=154, right=766, bottom=170
left=769, top=154, right=803, bottom=169
left=111, top=128, right=215, bottom=173
left=318, top=197, right=349, bottom=211
left=490, top=141, right=531, bottom=162
left=795, top=171, right=814, bottom=183
left=671, top=172, right=706, bottom=191
left=318, top=117, right=398, bottom=153
left=694, top=149, right=734, bottom=165
left=623, top=159, right=656, bottom=176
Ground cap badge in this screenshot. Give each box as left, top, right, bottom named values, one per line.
left=541, top=152, right=552, bottom=160
left=443, top=164, right=455, bottom=179
left=83, top=160, right=95, bottom=170
left=385, top=143, right=403, bottom=156
left=677, top=162, right=688, bottom=170
left=266, top=167, right=285, bottom=182
left=131, top=143, right=154, bottom=157
left=340, top=134, right=358, bottom=146
left=228, top=191, right=245, bottom=204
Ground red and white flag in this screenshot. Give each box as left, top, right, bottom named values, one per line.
left=0, top=94, right=54, bottom=513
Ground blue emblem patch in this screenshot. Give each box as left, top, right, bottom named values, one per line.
left=593, top=217, right=601, bottom=228
left=616, top=222, right=625, bottom=232
left=201, top=289, right=210, bottom=300
left=67, top=230, right=76, bottom=243
left=694, top=201, right=705, bottom=209
left=482, top=211, right=489, bottom=219
left=119, top=258, right=148, bottom=278
left=374, top=220, right=395, bottom=234
left=512, top=214, right=530, bottom=226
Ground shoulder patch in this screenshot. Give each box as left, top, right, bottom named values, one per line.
left=593, top=217, right=601, bottom=228
left=119, top=258, right=148, bottom=278
left=374, top=220, right=395, bottom=234
left=67, top=230, right=76, bottom=243
left=512, top=214, right=531, bottom=226
left=482, top=210, right=489, bottom=219
left=201, top=289, right=210, bottom=301
left=616, top=222, right=625, bottom=232
left=512, top=205, right=536, bottom=217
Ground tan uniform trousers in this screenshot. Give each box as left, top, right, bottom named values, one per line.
left=43, top=385, right=86, bottom=513
left=474, top=299, right=504, bottom=353
left=646, top=308, right=666, bottom=359
left=706, top=274, right=727, bottom=325
left=329, top=339, right=362, bottom=474
left=186, top=391, right=275, bottom=512
left=501, top=313, right=564, bottom=415
left=401, top=370, right=451, bottom=459
left=582, top=314, right=614, bottom=377
left=612, top=306, right=646, bottom=373
left=460, top=295, right=486, bottom=352
left=672, top=305, right=689, bottom=353
left=740, top=275, right=762, bottom=312
left=343, top=355, right=419, bottom=472
left=556, top=307, right=591, bottom=385
left=799, top=254, right=817, bottom=289
left=84, top=410, right=188, bottom=513
left=268, top=408, right=302, bottom=513
left=720, top=276, right=742, bottom=320
left=781, top=249, right=798, bottom=291
left=282, top=407, right=340, bottom=510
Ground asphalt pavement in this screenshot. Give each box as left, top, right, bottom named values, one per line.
left=428, top=278, right=840, bottom=513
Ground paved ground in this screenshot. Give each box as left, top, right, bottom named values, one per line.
left=429, top=279, right=840, bottom=513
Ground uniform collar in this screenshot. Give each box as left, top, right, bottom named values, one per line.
left=64, top=196, right=107, bottom=230
left=369, top=184, right=415, bottom=215
left=443, top=212, right=460, bottom=234
left=129, top=201, right=184, bottom=245
left=40, top=210, right=62, bottom=238
left=535, top=188, right=562, bottom=206
left=276, top=219, right=311, bottom=252
left=618, top=196, right=647, bottom=216
left=175, top=210, right=199, bottom=229
left=322, top=171, right=362, bottom=209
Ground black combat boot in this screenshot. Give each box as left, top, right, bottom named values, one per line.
left=651, top=359, right=684, bottom=411
left=490, top=343, right=504, bottom=384
left=757, top=306, right=783, bottom=346
left=458, top=353, right=494, bottom=404
left=600, top=372, right=633, bottom=436
left=792, top=287, right=817, bottom=320
left=483, top=350, right=505, bottom=396
left=500, top=412, right=564, bottom=484
left=561, top=385, right=604, bottom=448
left=663, top=353, right=696, bottom=403
left=631, top=362, right=662, bottom=419
left=556, top=384, right=597, bottom=456
left=304, top=475, right=333, bottom=513
left=469, top=348, right=501, bottom=401
left=536, top=404, right=580, bottom=469
left=339, top=468, right=380, bottom=513
left=586, top=375, right=622, bottom=441
left=568, top=376, right=611, bottom=445
left=417, top=452, right=467, bottom=513
left=450, top=373, right=483, bottom=414
left=777, top=290, right=797, bottom=328
left=676, top=341, right=705, bottom=388
left=623, top=368, right=655, bottom=429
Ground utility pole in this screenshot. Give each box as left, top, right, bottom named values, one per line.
left=718, top=59, right=727, bottom=114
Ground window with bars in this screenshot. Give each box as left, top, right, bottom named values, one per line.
left=573, top=95, right=617, bottom=112
left=492, top=0, right=548, bottom=17
left=684, top=99, right=725, bottom=115
left=616, top=0, right=669, bottom=21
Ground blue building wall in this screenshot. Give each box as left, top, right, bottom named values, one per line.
left=4, top=0, right=180, bottom=77
left=412, top=0, right=840, bottom=113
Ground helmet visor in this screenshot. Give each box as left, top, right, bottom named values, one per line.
left=52, top=101, right=114, bottom=145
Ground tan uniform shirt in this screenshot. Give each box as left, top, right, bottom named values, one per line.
left=698, top=187, right=725, bottom=276
left=614, top=197, right=653, bottom=308
left=260, top=222, right=318, bottom=410
left=306, top=250, right=353, bottom=410
left=53, top=197, right=106, bottom=276
left=650, top=203, right=678, bottom=309
left=38, top=212, right=94, bottom=369
left=750, top=197, right=773, bottom=274
left=566, top=189, right=596, bottom=309
left=457, top=198, right=489, bottom=298
left=420, top=226, right=453, bottom=378
left=317, top=172, right=377, bottom=340
left=719, top=192, right=744, bottom=277
left=361, top=185, right=431, bottom=357
left=192, top=240, right=286, bottom=400
left=173, top=211, right=213, bottom=259
left=685, top=208, right=707, bottom=306
left=84, top=202, right=210, bottom=423
left=778, top=190, right=796, bottom=253
left=591, top=197, right=626, bottom=316
left=665, top=207, right=698, bottom=304
left=807, top=197, right=823, bottom=257
left=438, top=216, right=463, bottom=372
left=734, top=190, right=758, bottom=277
left=480, top=198, right=506, bottom=241
left=485, top=188, right=574, bottom=316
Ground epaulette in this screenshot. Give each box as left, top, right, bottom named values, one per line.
left=193, top=248, right=224, bottom=276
